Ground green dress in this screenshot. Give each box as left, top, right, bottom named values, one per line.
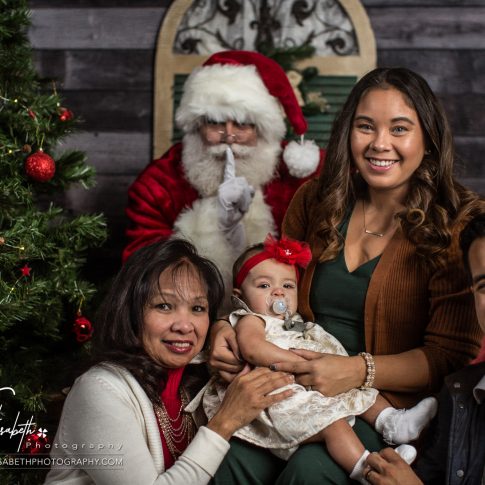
left=211, top=217, right=385, bottom=484
left=310, top=217, right=379, bottom=357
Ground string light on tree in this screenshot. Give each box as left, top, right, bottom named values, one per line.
left=0, top=236, right=25, bottom=252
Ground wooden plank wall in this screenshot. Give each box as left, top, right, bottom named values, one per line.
left=28, top=0, right=485, bottom=279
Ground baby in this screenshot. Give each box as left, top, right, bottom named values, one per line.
left=190, top=235, right=437, bottom=483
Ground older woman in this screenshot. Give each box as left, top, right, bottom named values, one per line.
left=44, top=239, right=293, bottom=484
left=209, top=67, right=483, bottom=484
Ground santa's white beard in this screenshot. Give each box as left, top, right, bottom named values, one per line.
left=181, top=132, right=281, bottom=197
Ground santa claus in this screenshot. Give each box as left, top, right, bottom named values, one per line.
left=123, top=50, right=324, bottom=303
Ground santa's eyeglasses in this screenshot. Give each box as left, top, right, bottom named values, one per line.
left=201, top=117, right=256, bottom=142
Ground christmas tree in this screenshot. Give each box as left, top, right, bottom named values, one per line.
left=0, top=0, right=106, bottom=479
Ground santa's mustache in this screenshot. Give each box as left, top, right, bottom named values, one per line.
left=205, top=143, right=256, bottom=160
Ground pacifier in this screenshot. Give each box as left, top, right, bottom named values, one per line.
left=266, top=296, right=289, bottom=316
left=267, top=296, right=294, bottom=330
left=272, top=299, right=288, bottom=315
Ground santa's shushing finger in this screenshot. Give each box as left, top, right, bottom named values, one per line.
left=224, top=146, right=236, bottom=180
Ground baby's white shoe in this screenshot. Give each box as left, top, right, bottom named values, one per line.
left=375, top=397, right=438, bottom=444
left=395, top=443, right=417, bottom=464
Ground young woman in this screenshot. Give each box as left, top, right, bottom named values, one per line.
left=209, top=67, right=483, bottom=484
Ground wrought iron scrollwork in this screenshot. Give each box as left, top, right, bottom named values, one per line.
left=217, top=0, right=241, bottom=25
left=173, top=0, right=358, bottom=56
left=291, top=0, right=317, bottom=27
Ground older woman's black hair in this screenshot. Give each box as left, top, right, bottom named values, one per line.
left=92, top=238, right=224, bottom=403
left=459, top=212, right=485, bottom=279
left=313, top=67, right=480, bottom=266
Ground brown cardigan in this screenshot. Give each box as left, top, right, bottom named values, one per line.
left=283, top=179, right=481, bottom=408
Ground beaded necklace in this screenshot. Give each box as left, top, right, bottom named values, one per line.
left=154, top=387, right=195, bottom=461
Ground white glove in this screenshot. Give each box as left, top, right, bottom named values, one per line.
left=218, top=176, right=255, bottom=226
left=217, top=147, right=255, bottom=251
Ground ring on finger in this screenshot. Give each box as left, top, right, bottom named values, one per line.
left=365, top=468, right=374, bottom=481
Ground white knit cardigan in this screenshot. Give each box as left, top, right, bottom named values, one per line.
left=44, top=364, right=229, bottom=484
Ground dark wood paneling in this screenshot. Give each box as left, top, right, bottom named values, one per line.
left=61, top=90, right=152, bottom=131
left=29, top=8, right=166, bottom=49
left=455, top=137, right=485, bottom=177
left=363, top=0, right=485, bottom=5
left=65, top=174, right=135, bottom=218
left=64, top=174, right=136, bottom=264
left=33, top=50, right=153, bottom=90
left=60, top=132, right=151, bottom=175
left=367, top=7, right=485, bottom=49
left=30, top=1, right=170, bottom=6
left=442, top=94, right=485, bottom=136
left=457, top=178, right=485, bottom=196
left=30, top=7, right=485, bottom=50
left=377, top=49, right=485, bottom=94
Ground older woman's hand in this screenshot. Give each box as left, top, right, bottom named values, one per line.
left=209, top=320, right=245, bottom=382
left=270, top=349, right=365, bottom=396
left=364, top=448, right=423, bottom=485
left=207, top=366, right=294, bottom=440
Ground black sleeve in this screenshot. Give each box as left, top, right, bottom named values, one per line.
left=413, top=385, right=452, bottom=484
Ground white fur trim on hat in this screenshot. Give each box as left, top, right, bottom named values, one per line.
left=175, top=64, right=286, bottom=143
left=283, top=139, right=320, bottom=178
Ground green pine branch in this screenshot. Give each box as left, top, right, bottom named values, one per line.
left=0, top=3, right=108, bottom=467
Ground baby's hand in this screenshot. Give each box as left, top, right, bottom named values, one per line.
left=209, top=320, right=244, bottom=382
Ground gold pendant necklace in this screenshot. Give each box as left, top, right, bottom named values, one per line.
left=362, top=199, right=385, bottom=237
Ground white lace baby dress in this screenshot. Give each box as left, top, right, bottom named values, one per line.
left=188, top=308, right=378, bottom=460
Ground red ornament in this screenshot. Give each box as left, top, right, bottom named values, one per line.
left=21, top=429, right=49, bottom=455
left=20, top=264, right=31, bottom=277
left=73, top=315, right=93, bottom=343
left=25, top=151, right=56, bottom=182
left=27, top=109, right=36, bottom=119
left=59, top=107, right=74, bottom=121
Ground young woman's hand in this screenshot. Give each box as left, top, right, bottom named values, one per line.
left=270, top=349, right=365, bottom=396
left=208, top=320, right=245, bottom=382
left=207, top=367, right=294, bottom=440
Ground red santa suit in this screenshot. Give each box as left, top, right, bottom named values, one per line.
left=123, top=50, right=323, bottom=301
left=124, top=142, right=323, bottom=261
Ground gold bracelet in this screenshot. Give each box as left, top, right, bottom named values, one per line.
left=358, top=352, right=375, bottom=389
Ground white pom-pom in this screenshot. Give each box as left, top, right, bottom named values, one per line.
left=283, top=139, right=320, bottom=178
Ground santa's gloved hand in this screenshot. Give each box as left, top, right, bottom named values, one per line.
left=217, top=178, right=254, bottom=253
left=217, top=176, right=255, bottom=227
left=217, top=146, right=255, bottom=229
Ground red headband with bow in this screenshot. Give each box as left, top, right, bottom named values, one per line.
left=235, top=234, right=312, bottom=288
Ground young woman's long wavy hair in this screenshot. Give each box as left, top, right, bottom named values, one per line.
left=92, top=239, right=224, bottom=404
left=315, top=67, right=480, bottom=265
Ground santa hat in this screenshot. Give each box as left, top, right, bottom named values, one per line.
left=175, top=50, right=319, bottom=178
